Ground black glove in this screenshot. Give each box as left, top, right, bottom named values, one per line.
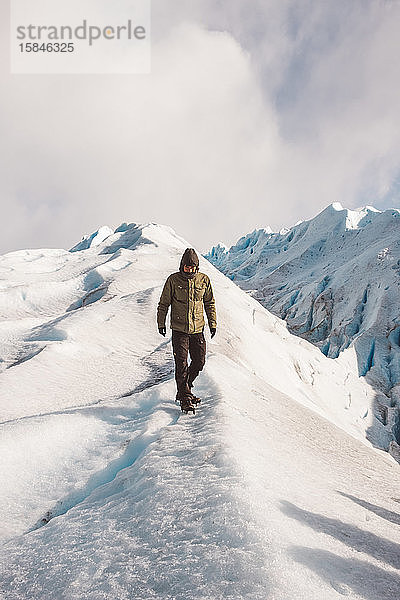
left=159, top=327, right=166, bottom=336
left=210, top=327, right=216, bottom=339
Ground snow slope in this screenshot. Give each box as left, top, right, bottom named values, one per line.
left=0, top=222, right=399, bottom=599
left=207, top=203, right=400, bottom=426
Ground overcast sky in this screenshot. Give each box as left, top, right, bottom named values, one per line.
left=1, top=0, right=400, bottom=254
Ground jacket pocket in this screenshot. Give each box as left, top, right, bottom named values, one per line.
left=174, top=284, right=187, bottom=303
left=171, top=307, right=185, bottom=326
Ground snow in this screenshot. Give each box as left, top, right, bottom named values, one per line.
left=0, top=221, right=399, bottom=599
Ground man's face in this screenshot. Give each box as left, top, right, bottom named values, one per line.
left=183, top=265, right=196, bottom=273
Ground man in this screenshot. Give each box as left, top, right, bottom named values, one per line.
left=157, top=248, right=217, bottom=414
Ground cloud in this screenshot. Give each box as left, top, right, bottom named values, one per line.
left=184, top=0, right=400, bottom=219
left=1, top=0, right=400, bottom=254
left=0, top=12, right=280, bottom=253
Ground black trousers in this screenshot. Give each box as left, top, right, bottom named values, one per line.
left=172, top=330, right=206, bottom=397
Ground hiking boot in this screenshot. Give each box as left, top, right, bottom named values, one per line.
left=175, top=391, right=190, bottom=403
left=187, top=391, right=201, bottom=405
left=180, top=398, right=195, bottom=414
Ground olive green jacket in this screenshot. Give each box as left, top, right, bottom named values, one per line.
left=157, top=272, right=217, bottom=334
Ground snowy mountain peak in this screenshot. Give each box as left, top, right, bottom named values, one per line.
left=69, top=222, right=185, bottom=256
left=330, top=201, right=344, bottom=211
left=306, top=203, right=387, bottom=235
left=69, top=225, right=114, bottom=252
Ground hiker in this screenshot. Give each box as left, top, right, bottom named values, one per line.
left=157, top=248, right=217, bottom=413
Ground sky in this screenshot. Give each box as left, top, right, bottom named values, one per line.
left=1, top=0, right=400, bottom=254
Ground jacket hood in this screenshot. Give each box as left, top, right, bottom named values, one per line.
left=179, top=248, right=199, bottom=279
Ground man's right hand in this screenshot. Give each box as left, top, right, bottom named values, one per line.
left=159, top=327, right=166, bottom=336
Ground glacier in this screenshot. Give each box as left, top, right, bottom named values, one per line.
left=207, top=203, right=400, bottom=453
